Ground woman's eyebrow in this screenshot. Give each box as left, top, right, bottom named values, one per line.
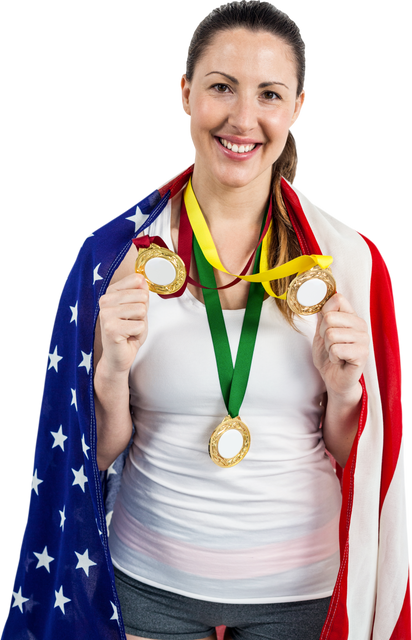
left=205, top=71, right=289, bottom=90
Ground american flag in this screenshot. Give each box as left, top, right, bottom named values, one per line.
left=2, top=167, right=410, bottom=639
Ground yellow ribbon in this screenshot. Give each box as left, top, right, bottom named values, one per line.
left=184, top=177, right=333, bottom=299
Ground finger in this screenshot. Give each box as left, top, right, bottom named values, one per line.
left=119, top=303, right=148, bottom=321
left=101, top=302, right=148, bottom=322
left=107, top=273, right=148, bottom=293
left=328, top=342, right=369, bottom=366
left=319, top=312, right=368, bottom=339
left=320, top=292, right=355, bottom=316
left=99, top=287, right=149, bottom=309
left=113, top=319, right=147, bottom=341
left=102, top=318, right=147, bottom=344
left=323, top=327, right=370, bottom=354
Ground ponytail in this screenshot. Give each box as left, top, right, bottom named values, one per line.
left=269, top=131, right=302, bottom=328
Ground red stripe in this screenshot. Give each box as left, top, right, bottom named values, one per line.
left=362, top=237, right=410, bottom=636
left=360, top=236, right=403, bottom=513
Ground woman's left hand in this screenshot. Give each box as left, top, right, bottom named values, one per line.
left=312, top=292, right=370, bottom=396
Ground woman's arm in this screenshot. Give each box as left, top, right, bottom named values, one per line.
left=321, top=384, right=363, bottom=468
left=312, top=293, right=370, bottom=468
left=94, top=247, right=149, bottom=471
left=94, top=346, right=135, bottom=472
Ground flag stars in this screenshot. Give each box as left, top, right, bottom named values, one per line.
left=93, top=263, right=103, bottom=285
left=69, top=301, right=78, bottom=325
left=75, top=549, right=97, bottom=576
left=82, top=434, right=90, bottom=459
left=54, top=586, right=71, bottom=614
left=110, top=601, right=119, bottom=622
left=59, top=505, right=66, bottom=531
left=31, top=469, right=43, bottom=495
left=50, top=425, right=68, bottom=451
left=71, top=388, right=78, bottom=411
left=12, top=587, right=30, bottom=613
left=33, top=546, right=54, bottom=573
left=78, top=351, right=92, bottom=375
left=126, top=205, right=144, bottom=232
left=48, top=346, right=63, bottom=372
left=72, top=465, right=88, bottom=492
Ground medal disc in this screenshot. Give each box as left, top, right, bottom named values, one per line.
left=297, top=278, right=328, bottom=306
left=135, top=243, right=186, bottom=295
left=287, top=266, right=336, bottom=315
left=208, top=416, right=251, bottom=468
left=145, top=257, right=176, bottom=286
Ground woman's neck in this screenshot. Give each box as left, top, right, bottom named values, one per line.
left=191, top=162, right=272, bottom=231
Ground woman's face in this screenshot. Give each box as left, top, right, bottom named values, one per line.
left=182, top=28, right=304, bottom=191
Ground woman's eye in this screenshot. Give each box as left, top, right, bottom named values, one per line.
left=213, top=84, right=230, bottom=93
left=262, top=91, right=280, bottom=101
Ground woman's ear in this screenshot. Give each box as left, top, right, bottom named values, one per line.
left=290, top=90, right=305, bottom=127
left=178, top=71, right=190, bottom=118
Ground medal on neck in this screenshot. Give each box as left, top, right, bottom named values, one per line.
left=184, top=178, right=336, bottom=314
left=193, top=227, right=265, bottom=468
left=133, top=178, right=336, bottom=314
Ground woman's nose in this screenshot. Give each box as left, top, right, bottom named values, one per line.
left=227, top=94, right=258, bottom=133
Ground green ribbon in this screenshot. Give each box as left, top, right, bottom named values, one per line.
left=193, top=231, right=265, bottom=419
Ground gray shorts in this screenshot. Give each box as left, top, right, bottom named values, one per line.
left=114, top=567, right=331, bottom=640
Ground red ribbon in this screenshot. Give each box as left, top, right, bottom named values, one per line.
left=132, top=195, right=273, bottom=298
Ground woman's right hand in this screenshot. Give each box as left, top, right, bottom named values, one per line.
left=97, top=273, right=149, bottom=375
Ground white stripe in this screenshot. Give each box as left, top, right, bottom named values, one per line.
left=372, top=442, right=409, bottom=639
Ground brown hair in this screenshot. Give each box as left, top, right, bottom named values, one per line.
left=186, top=1, right=305, bottom=325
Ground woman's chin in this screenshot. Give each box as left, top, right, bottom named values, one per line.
left=212, top=165, right=270, bottom=191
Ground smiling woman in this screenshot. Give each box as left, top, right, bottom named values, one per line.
left=1, top=2, right=410, bottom=640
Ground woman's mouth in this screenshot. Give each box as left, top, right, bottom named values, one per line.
left=215, top=136, right=261, bottom=160
left=218, top=137, right=257, bottom=154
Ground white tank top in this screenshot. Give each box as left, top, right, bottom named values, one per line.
left=109, top=200, right=342, bottom=603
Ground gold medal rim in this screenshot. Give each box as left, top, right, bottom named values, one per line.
left=287, top=266, right=336, bottom=316
left=208, top=416, right=251, bottom=468
left=135, top=243, right=187, bottom=295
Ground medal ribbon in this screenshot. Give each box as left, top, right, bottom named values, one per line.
left=133, top=196, right=271, bottom=296
left=185, top=177, right=333, bottom=299
left=193, top=228, right=264, bottom=419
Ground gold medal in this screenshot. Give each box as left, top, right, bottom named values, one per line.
left=287, top=265, right=336, bottom=315
left=135, top=243, right=186, bottom=295
left=208, top=416, right=251, bottom=468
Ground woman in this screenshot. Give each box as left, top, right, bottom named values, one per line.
left=92, top=2, right=402, bottom=640
left=2, top=3, right=409, bottom=640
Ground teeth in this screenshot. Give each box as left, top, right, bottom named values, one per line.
left=219, top=138, right=256, bottom=153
